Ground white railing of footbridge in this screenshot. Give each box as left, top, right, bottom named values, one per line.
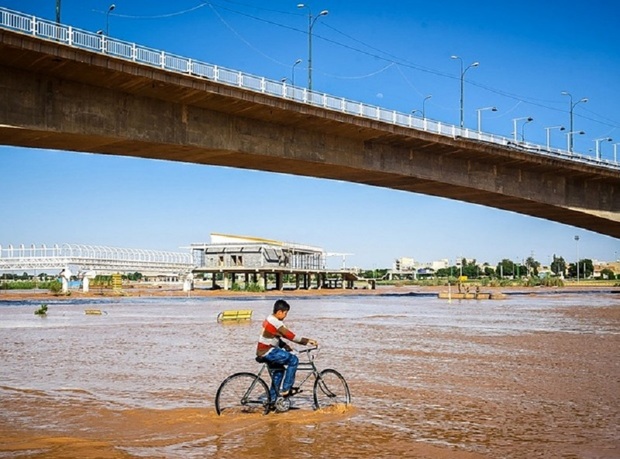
left=0, top=243, right=193, bottom=273
left=1, top=7, right=618, bottom=171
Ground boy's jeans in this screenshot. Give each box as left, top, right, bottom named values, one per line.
left=262, top=348, right=299, bottom=400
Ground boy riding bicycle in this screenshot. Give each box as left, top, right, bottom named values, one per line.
left=256, top=299, right=318, bottom=400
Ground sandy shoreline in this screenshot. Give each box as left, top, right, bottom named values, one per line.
left=1, top=283, right=617, bottom=303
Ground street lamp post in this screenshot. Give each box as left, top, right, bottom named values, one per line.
left=56, top=0, right=61, bottom=23
left=574, top=235, right=580, bottom=282
left=512, top=116, right=533, bottom=142
left=594, top=137, right=613, bottom=160
left=561, top=91, right=588, bottom=153
left=565, top=130, right=585, bottom=151
left=292, top=58, right=302, bottom=86
left=544, top=125, right=565, bottom=150
left=614, top=143, right=620, bottom=163
left=521, top=118, right=533, bottom=142
left=451, top=56, right=479, bottom=129
left=476, top=106, right=497, bottom=132
left=422, top=95, right=432, bottom=119
left=297, top=4, right=328, bottom=92
left=105, top=4, right=115, bottom=36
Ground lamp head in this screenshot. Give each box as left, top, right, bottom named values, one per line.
left=297, top=3, right=306, bottom=8
left=109, top=4, right=115, bottom=11
left=319, top=10, right=329, bottom=16
left=472, top=62, right=480, bottom=67
left=527, top=117, right=533, bottom=122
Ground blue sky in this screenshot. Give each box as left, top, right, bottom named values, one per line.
left=1, top=0, right=619, bottom=269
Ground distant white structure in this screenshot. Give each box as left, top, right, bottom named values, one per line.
left=81, top=270, right=97, bottom=293
left=59, top=267, right=72, bottom=293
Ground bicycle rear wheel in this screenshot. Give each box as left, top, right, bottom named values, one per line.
left=313, top=369, right=351, bottom=410
left=215, top=372, right=271, bottom=415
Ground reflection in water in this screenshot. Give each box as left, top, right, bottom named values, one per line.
left=0, top=293, right=618, bottom=458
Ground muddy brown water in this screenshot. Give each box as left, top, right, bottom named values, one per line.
left=0, top=292, right=618, bottom=458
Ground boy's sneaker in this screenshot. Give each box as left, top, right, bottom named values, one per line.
left=280, top=387, right=301, bottom=398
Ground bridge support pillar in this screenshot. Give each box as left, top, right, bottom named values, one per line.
left=275, top=272, right=283, bottom=290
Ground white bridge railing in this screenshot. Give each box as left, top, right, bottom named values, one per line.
left=0, top=7, right=618, bottom=171
left=0, top=243, right=194, bottom=274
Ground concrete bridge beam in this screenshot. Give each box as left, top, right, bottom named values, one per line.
left=0, top=29, right=619, bottom=237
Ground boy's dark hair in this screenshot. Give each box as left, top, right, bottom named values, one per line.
left=273, top=299, right=291, bottom=314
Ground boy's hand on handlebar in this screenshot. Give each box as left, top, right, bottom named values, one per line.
left=307, top=339, right=318, bottom=347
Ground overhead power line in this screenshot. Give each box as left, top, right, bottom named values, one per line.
left=104, top=0, right=619, bottom=130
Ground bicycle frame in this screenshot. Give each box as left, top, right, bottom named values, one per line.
left=239, top=363, right=271, bottom=406
left=215, top=346, right=349, bottom=415
left=260, top=347, right=321, bottom=397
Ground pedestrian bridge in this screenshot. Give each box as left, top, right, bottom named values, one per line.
left=0, top=244, right=193, bottom=276
left=0, top=8, right=619, bottom=237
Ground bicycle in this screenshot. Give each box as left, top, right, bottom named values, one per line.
left=214, top=347, right=350, bottom=415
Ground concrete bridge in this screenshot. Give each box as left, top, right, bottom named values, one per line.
left=1, top=8, right=619, bottom=238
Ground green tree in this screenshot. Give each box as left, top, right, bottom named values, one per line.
left=550, top=255, right=566, bottom=276
left=48, top=280, right=62, bottom=294
left=124, top=272, right=143, bottom=281
left=461, top=259, right=482, bottom=279
left=496, top=259, right=515, bottom=278
left=600, top=268, right=615, bottom=280
left=525, top=256, right=540, bottom=277
left=568, top=259, right=594, bottom=278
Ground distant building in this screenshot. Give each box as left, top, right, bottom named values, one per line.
left=188, top=233, right=369, bottom=290
left=593, top=260, right=618, bottom=279
left=391, top=257, right=451, bottom=279
left=191, top=233, right=325, bottom=271
left=393, top=257, right=416, bottom=272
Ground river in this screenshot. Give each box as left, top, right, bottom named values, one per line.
left=0, top=291, right=618, bottom=458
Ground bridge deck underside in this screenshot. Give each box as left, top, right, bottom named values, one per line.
left=0, top=29, right=619, bottom=238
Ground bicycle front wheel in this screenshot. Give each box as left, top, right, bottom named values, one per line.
left=215, top=372, right=271, bottom=415
left=313, top=369, right=351, bottom=410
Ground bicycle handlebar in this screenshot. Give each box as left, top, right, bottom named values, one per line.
left=296, top=346, right=320, bottom=362
left=297, top=346, right=319, bottom=354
